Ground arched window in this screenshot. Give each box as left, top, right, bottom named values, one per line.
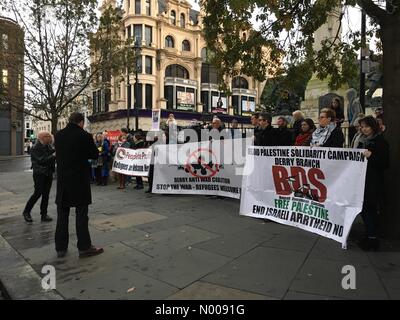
left=165, top=36, right=174, bottom=48
left=166, top=64, right=189, bottom=79
left=182, top=40, right=190, bottom=52
left=180, top=13, right=185, bottom=28
left=242, top=33, right=247, bottom=41
left=170, top=10, right=176, bottom=25
left=232, top=76, right=249, bottom=89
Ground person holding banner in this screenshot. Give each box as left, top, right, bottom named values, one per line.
left=115, top=134, right=131, bottom=190
left=356, top=116, right=389, bottom=251
left=311, top=108, right=344, bottom=148
left=133, top=133, right=145, bottom=190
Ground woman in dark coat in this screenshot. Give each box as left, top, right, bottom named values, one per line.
left=295, top=118, right=316, bottom=146
left=329, top=98, right=345, bottom=127
left=311, top=108, right=344, bottom=148
left=356, top=116, right=389, bottom=251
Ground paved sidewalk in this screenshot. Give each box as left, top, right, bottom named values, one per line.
left=0, top=170, right=400, bottom=300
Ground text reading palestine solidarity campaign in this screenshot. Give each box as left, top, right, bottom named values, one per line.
left=249, top=148, right=366, bottom=161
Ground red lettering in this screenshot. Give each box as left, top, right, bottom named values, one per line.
left=308, top=168, right=327, bottom=202
left=290, top=167, right=308, bottom=191
left=272, top=166, right=291, bottom=195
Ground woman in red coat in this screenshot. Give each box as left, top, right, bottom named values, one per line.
left=295, top=118, right=316, bottom=146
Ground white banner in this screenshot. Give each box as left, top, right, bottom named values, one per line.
left=240, top=146, right=368, bottom=248
left=151, top=109, right=161, bottom=131
left=112, top=147, right=152, bottom=177
left=152, top=139, right=251, bottom=199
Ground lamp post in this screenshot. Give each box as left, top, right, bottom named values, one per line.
left=126, top=61, right=131, bottom=131
left=360, top=9, right=367, bottom=113
left=134, top=39, right=142, bottom=131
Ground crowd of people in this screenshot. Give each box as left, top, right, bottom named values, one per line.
left=21, top=102, right=389, bottom=256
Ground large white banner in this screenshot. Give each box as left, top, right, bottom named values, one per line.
left=112, top=147, right=152, bottom=177
left=152, top=139, right=251, bottom=199
left=240, top=146, right=368, bottom=248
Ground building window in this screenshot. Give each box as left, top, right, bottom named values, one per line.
left=136, top=55, right=142, bottom=73
left=135, top=0, right=141, bottom=14
left=170, top=10, right=176, bottom=25
left=232, top=76, right=249, bottom=89
left=134, top=24, right=142, bottom=43
left=201, top=91, right=209, bottom=113
left=201, top=63, right=218, bottom=84
left=180, top=13, right=185, bottom=28
left=145, top=56, right=152, bottom=74
left=145, top=0, right=151, bottom=15
left=232, top=95, right=239, bottom=115
left=145, top=84, right=152, bottom=109
left=165, top=86, right=174, bottom=109
left=1, top=34, right=8, bottom=51
left=135, top=83, right=143, bottom=109
left=127, top=26, right=132, bottom=39
left=145, top=25, right=152, bottom=46
left=165, top=36, right=174, bottom=48
left=1, top=69, right=8, bottom=87
left=26, top=123, right=30, bottom=129
left=165, top=64, right=189, bottom=79
left=242, top=33, right=247, bottom=41
left=182, top=40, right=190, bottom=52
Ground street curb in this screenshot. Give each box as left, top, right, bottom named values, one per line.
left=0, top=234, right=64, bottom=300
left=0, top=155, right=30, bottom=161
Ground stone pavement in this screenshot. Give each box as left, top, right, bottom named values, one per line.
left=1, top=169, right=400, bottom=300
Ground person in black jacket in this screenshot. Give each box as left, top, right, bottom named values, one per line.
left=254, top=113, right=277, bottom=146
left=22, top=131, right=56, bottom=223
left=276, top=116, right=293, bottom=146
left=133, top=132, right=146, bottom=190
left=311, top=108, right=344, bottom=148
left=356, top=116, right=389, bottom=251
left=54, top=112, right=104, bottom=258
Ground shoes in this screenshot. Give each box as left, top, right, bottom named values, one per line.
left=23, top=212, right=33, bottom=223
left=79, top=246, right=104, bottom=258
left=134, top=185, right=144, bottom=190
left=145, top=189, right=152, bottom=194
left=358, top=237, right=380, bottom=251
left=57, top=250, right=67, bottom=258
left=41, top=215, right=53, bottom=222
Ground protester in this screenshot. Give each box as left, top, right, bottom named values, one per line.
left=115, top=134, right=130, bottom=190
left=292, top=110, right=305, bottom=138
left=276, top=116, right=293, bottom=146
left=54, top=112, right=104, bottom=258
left=166, top=113, right=178, bottom=144
left=329, top=98, right=345, bottom=127
left=254, top=113, right=277, bottom=146
left=355, top=115, right=389, bottom=251
left=350, top=114, right=364, bottom=148
left=133, top=132, right=145, bottom=190
left=294, top=118, right=316, bottom=146
left=22, top=131, right=55, bottom=223
left=311, top=108, right=344, bottom=147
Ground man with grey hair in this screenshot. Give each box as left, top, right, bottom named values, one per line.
left=22, top=131, right=56, bottom=223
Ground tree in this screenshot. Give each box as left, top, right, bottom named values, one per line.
left=201, top=0, right=400, bottom=238
left=1, top=0, right=136, bottom=135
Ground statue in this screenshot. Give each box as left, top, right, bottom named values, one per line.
left=365, top=52, right=383, bottom=108
left=347, top=88, right=364, bottom=143
left=274, top=90, right=300, bottom=116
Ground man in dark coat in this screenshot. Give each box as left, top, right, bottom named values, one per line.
left=254, top=113, right=278, bottom=146
left=276, top=116, right=294, bottom=146
left=54, top=112, right=104, bottom=258
left=22, top=131, right=55, bottom=223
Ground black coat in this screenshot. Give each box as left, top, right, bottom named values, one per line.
left=55, top=123, right=99, bottom=207
left=323, top=126, right=345, bottom=148
left=254, top=126, right=278, bottom=146
left=30, top=142, right=56, bottom=176
left=276, top=127, right=294, bottom=146
left=358, top=134, right=389, bottom=207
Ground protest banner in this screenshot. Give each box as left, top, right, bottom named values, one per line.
left=152, top=139, right=251, bottom=199
left=240, top=146, right=368, bottom=248
left=112, top=147, right=152, bottom=177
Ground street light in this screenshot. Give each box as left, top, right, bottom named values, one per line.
left=134, top=39, right=142, bottom=131
left=126, top=55, right=131, bottom=131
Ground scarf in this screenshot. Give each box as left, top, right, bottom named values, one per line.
left=311, top=123, right=336, bottom=147
left=357, top=132, right=380, bottom=149
left=295, top=132, right=313, bottom=146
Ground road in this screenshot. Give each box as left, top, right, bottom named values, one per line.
left=0, top=157, right=31, bottom=173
